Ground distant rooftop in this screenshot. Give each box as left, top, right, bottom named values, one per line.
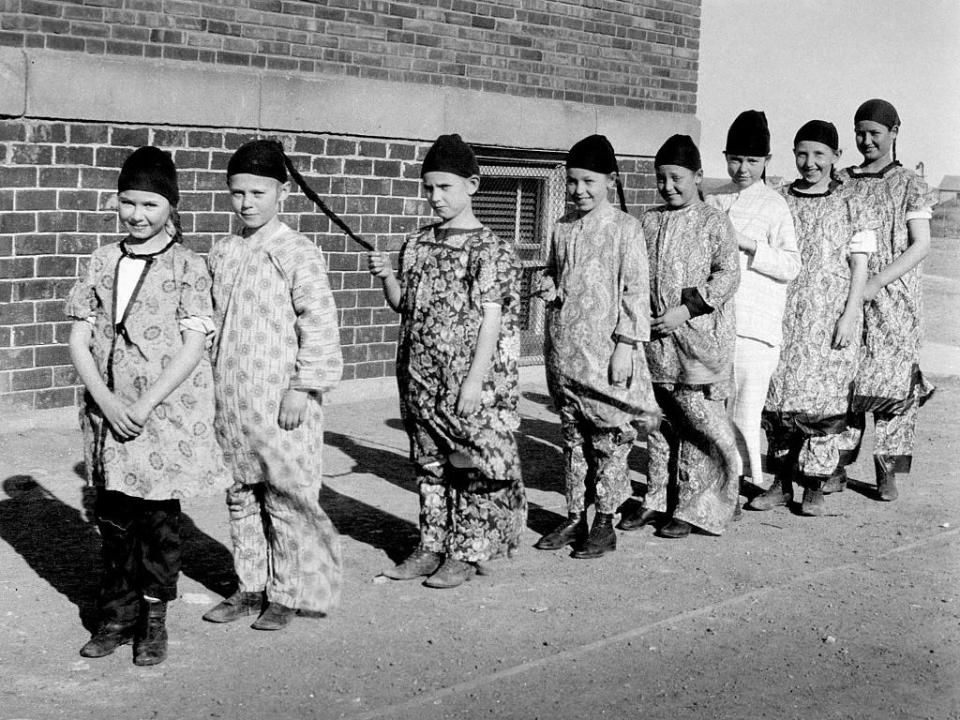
left=939, top=175, right=960, bottom=192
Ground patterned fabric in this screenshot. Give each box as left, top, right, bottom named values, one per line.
left=544, top=203, right=656, bottom=428
left=645, top=384, right=740, bottom=535
left=65, top=242, right=229, bottom=501
left=209, top=221, right=343, bottom=613
left=395, top=224, right=526, bottom=561
left=706, top=181, right=800, bottom=346
left=766, top=421, right=842, bottom=480
left=841, top=407, right=919, bottom=473
left=838, top=163, right=935, bottom=413
left=642, top=202, right=740, bottom=387
left=558, top=400, right=636, bottom=515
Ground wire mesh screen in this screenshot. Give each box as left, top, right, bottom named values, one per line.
left=474, top=164, right=566, bottom=363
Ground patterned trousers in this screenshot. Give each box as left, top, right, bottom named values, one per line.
left=557, top=399, right=637, bottom=515
left=838, top=406, right=918, bottom=474
left=94, top=489, right=181, bottom=622
left=645, top=384, right=740, bottom=535
left=765, top=422, right=843, bottom=482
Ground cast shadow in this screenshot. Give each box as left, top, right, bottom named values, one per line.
left=318, top=485, right=419, bottom=564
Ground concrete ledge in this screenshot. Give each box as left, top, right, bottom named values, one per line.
left=10, top=49, right=700, bottom=153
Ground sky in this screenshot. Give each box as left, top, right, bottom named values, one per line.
left=697, top=0, right=960, bottom=187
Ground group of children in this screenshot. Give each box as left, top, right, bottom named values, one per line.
left=67, top=96, right=932, bottom=666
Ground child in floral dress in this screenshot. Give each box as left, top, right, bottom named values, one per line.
left=67, top=147, right=229, bottom=666
left=202, top=140, right=343, bottom=630
left=758, top=120, right=877, bottom=516
left=368, top=134, right=526, bottom=589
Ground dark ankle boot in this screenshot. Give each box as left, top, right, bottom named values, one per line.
left=875, top=456, right=898, bottom=501
left=79, top=617, right=137, bottom=658
left=617, top=505, right=659, bottom=531
left=822, top=467, right=847, bottom=494
left=747, top=473, right=792, bottom=511
left=535, top=513, right=587, bottom=550
left=133, top=600, right=168, bottom=667
left=800, top=477, right=826, bottom=516
left=571, top=513, right=616, bottom=559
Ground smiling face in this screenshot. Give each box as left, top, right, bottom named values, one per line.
left=565, top=167, right=614, bottom=215
left=228, top=173, right=290, bottom=231
left=794, top=140, right=840, bottom=190
left=854, top=120, right=897, bottom=165
left=421, top=171, right=478, bottom=225
left=724, top=154, right=769, bottom=189
left=117, top=190, right=173, bottom=244
left=656, top=164, right=702, bottom=208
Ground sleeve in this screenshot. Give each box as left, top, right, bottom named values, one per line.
left=277, top=239, right=343, bottom=395
left=904, top=172, right=934, bottom=221
left=613, top=217, right=651, bottom=343
left=177, top=251, right=216, bottom=324
left=844, top=185, right=882, bottom=255
left=694, top=212, right=740, bottom=312
left=475, top=231, right=519, bottom=310
left=749, top=198, right=801, bottom=282
left=65, top=253, right=100, bottom=321
left=394, top=236, right=413, bottom=315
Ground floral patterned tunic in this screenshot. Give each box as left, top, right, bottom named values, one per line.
left=544, top=203, right=656, bottom=427
left=838, top=163, right=935, bottom=413
left=396, top=224, right=521, bottom=483
left=65, top=242, right=229, bottom=500
left=765, top=182, right=877, bottom=430
left=642, top=202, right=740, bottom=390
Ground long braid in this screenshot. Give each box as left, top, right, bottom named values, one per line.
left=614, top=173, right=627, bottom=212
left=167, top=207, right=183, bottom=244
left=270, top=140, right=374, bottom=251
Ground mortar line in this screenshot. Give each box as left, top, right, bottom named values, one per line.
left=343, top=526, right=960, bottom=720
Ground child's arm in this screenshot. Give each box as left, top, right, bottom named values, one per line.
left=68, top=320, right=142, bottom=439
left=127, top=329, right=206, bottom=426
left=744, top=202, right=801, bottom=282
left=863, top=218, right=931, bottom=301
left=611, top=221, right=650, bottom=383
left=833, top=253, right=869, bottom=349
left=456, top=303, right=501, bottom=416
left=368, top=251, right=402, bottom=311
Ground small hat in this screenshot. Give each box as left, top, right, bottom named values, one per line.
left=793, top=120, right=839, bottom=152
left=654, top=134, right=702, bottom=172
left=854, top=99, right=900, bottom=129
left=118, top=147, right=179, bottom=205
left=566, top=134, right=619, bottom=174
left=725, top=110, right=771, bottom=156
left=420, top=134, right=479, bottom=178
left=227, top=139, right=288, bottom=183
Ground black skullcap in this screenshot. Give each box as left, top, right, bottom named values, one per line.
left=566, top=134, right=619, bottom=174
left=725, top=110, right=771, bottom=156
left=227, top=139, right=288, bottom=183
left=118, top=146, right=179, bottom=205
left=654, top=134, right=702, bottom=172
left=854, top=98, right=900, bottom=129
left=421, top=134, right=479, bottom=178
left=793, top=120, right=839, bottom=152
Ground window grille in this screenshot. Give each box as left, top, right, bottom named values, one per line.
left=474, top=164, right=566, bottom=364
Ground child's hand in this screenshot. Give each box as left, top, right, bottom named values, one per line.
left=651, top=305, right=691, bottom=335
left=862, top=277, right=880, bottom=302
left=278, top=389, right=309, bottom=430
left=609, top=342, right=633, bottom=388
left=99, top=393, right=143, bottom=440
left=832, top=312, right=858, bottom=349
left=126, top=397, right=155, bottom=429
left=367, top=251, right=393, bottom=279
left=456, top=377, right=482, bottom=417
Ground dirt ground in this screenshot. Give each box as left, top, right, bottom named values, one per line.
left=2, top=239, right=959, bottom=720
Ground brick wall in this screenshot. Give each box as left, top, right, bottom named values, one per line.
left=1, top=0, right=699, bottom=113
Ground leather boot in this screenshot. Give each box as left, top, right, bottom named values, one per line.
left=251, top=601, right=296, bottom=631
left=617, top=506, right=659, bottom=531
left=822, top=467, right=847, bottom=494
left=746, top=472, right=792, bottom=511
left=202, top=590, right=264, bottom=623
left=571, top=513, right=616, bottom=559
left=423, top=558, right=477, bottom=588
left=875, top=455, right=898, bottom=501
left=133, top=600, right=167, bottom=667
left=800, top=477, right=826, bottom=516
left=534, top=513, right=587, bottom=550
left=658, top=518, right=692, bottom=539
left=382, top=548, right=443, bottom=580
left=79, top=615, right=137, bottom=658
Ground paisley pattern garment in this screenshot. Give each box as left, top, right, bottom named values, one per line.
left=209, top=222, right=343, bottom=612
left=396, top=224, right=525, bottom=562
left=65, top=241, right=229, bottom=501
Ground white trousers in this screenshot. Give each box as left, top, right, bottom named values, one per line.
left=730, top=336, right=780, bottom=483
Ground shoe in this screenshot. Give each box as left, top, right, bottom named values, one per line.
left=658, top=518, right=691, bottom=539
left=534, top=513, right=587, bottom=550
left=875, top=456, right=899, bottom=502
left=133, top=600, right=167, bottom=667
left=746, top=476, right=792, bottom=511
left=382, top=549, right=443, bottom=580
left=571, top=512, right=616, bottom=559
left=800, top=479, right=826, bottom=517
left=251, top=602, right=295, bottom=631
left=423, top=558, right=477, bottom=588
left=202, top=590, right=264, bottom=623
left=617, top=506, right=659, bottom=531
left=79, top=620, right=136, bottom=658
left=823, top=468, right=847, bottom=494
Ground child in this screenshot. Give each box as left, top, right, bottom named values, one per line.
left=202, top=140, right=343, bottom=630
left=67, top=147, right=229, bottom=665
left=758, top=120, right=877, bottom=515
left=535, top=134, right=656, bottom=558
left=626, top=134, right=740, bottom=539
left=367, top=134, right=526, bottom=588
left=706, top=110, right=800, bottom=493
left=837, top=99, right=934, bottom=501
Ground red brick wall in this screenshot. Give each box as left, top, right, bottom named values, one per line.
left=1, top=0, right=699, bottom=113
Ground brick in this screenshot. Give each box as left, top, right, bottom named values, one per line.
left=0, top=166, right=38, bottom=187
left=54, top=145, right=95, bottom=165
left=58, top=235, right=100, bottom=254
left=11, top=367, right=52, bottom=391
left=35, top=387, right=76, bottom=408
left=40, top=167, right=81, bottom=187
left=35, top=344, right=71, bottom=366
left=36, top=300, right=67, bottom=322
left=70, top=124, right=109, bottom=144
left=96, top=146, right=131, bottom=168
left=25, top=123, right=66, bottom=143
left=36, top=256, right=76, bottom=277
left=14, top=234, right=56, bottom=256
left=58, top=190, right=101, bottom=210
left=0, top=347, right=33, bottom=369
left=0, top=213, right=36, bottom=233
left=14, top=189, right=57, bottom=211
left=111, top=127, right=150, bottom=147
left=10, top=143, right=52, bottom=164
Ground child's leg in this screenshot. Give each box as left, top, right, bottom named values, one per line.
left=445, top=469, right=526, bottom=563
left=836, top=412, right=865, bottom=468
left=226, top=481, right=270, bottom=595
left=644, top=386, right=679, bottom=515
left=135, top=498, right=182, bottom=604
left=589, top=423, right=637, bottom=515
left=873, top=407, right=917, bottom=474
left=731, top=337, right=780, bottom=482
left=558, top=401, right=590, bottom=516
left=93, top=489, right=141, bottom=624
